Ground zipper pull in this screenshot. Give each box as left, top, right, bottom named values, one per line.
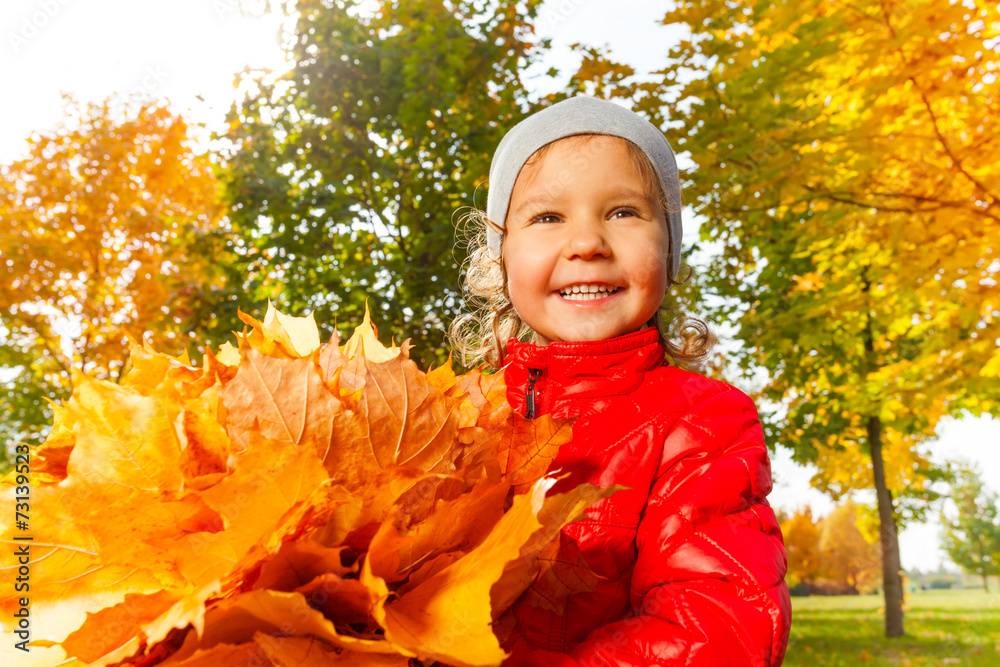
left=525, top=368, right=541, bottom=419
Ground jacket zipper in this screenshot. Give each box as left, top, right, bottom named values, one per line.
left=525, top=368, right=541, bottom=419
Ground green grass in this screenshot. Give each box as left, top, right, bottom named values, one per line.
left=785, top=588, right=1000, bottom=666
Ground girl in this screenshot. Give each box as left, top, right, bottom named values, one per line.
left=451, top=96, right=792, bottom=666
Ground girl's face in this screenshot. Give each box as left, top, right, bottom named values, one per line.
left=503, top=135, right=670, bottom=345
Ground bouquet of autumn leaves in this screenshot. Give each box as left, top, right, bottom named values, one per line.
left=0, top=305, right=618, bottom=667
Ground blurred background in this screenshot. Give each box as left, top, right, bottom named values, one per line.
left=1, top=0, right=998, bottom=661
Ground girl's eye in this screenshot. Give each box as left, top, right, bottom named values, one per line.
left=611, top=207, right=640, bottom=219
left=528, top=212, right=560, bottom=225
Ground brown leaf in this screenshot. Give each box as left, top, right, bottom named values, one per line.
left=221, top=346, right=338, bottom=460
left=319, top=330, right=346, bottom=384
left=366, top=476, right=509, bottom=583
left=490, top=482, right=625, bottom=615
left=29, top=421, right=74, bottom=484
left=254, top=541, right=352, bottom=592
left=166, top=590, right=409, bottom=662
left=455, top=367, right=510, bottom=428
left=368, top=483, right=552, bottom=667
left=162, top=641, right=275, bottom=667
left=519, top=537, right=604, bottom=614
left=180, top=388, right=231, bottom=485
left=357, top=354, right=463, bottom=472
left=498, top=415, right=573, bottom=489
left=294, top=573, right=382, bottom=628
left=325, top=347, right=468, bottom=485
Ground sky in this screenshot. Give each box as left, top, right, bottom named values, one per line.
left=1, top=0, right=998, bottom=572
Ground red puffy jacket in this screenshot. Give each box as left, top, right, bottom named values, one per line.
left=498, top=327, right=791, bottom=666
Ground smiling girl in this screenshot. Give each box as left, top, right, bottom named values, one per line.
left=451, top=96, right=791, bottom=666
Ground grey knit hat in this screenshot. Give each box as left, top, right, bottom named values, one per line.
left=485, top=96, right=683, bottom=278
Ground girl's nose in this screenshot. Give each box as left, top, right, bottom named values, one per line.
left=565, top=220, right=611, bottom=260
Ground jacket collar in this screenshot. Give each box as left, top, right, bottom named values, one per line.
left=502, top=327, right=666, bottom=413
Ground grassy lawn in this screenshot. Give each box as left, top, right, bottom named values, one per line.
left=785, top=588, right=1000, bottom=666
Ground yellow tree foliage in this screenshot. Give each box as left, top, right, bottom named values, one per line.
left=817, top=501, right=882, bottom=595
left=781, top=502, right=881, bottom=594
left=0, top=94, right=227, bottom=446
left=809, top=428, right=937, bottom=507
left=779, top=507, right=822, bottom=589
left=619, top=0, right=1000, bottom=636
left=652, top=0, right=1000, bottom=508
left=0, top=306, right=618, bottom=666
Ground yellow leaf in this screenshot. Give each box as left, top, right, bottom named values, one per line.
left=216, top=341, right=241, bottom=367
left=67, top=371, right=184, bottom=491
left=238, top=300, right=322, bottom=358
left=981, top=348, right=1000, bottom=378
left=342, top=302, right=400, bottom=363
left=61, top=581, right=220, bottom=666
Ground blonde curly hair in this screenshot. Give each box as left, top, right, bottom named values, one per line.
left=450, top=134, right=717, bottom=370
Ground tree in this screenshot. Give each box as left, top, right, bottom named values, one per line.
left=941, top=464, right=1000, bottom=591
left=779, top=507, right=822, bottom=592
left=205, top=0, right=552, bottom=369
left=575, top=0, right=1000, bottom=637
left=818, top=500, right=882, bottom=595
left=781, top=502, right=881, bottom=595
left=0, top=95, right=227, bottom=461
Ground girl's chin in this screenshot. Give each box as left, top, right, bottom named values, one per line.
left=533, top=323, right=641, bottom=345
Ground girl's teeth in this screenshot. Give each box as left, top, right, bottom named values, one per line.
left=559, top=286, right=619, bottom=300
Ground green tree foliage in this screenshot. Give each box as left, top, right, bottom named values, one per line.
left=563, top=0, right=1000, bottom=637
left=941, top=464, right=1000, bottom=592
left=0, top=96, right=227, bottom=466
left=205, top=0, right=551, bottom=368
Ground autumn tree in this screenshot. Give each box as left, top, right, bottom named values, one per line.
left=781, top=502, right=881, bottom=595
left=818, top=500, right=882, bottom=595
left=204, top=0, right=552, bottom=369
left=941, top=464, right=1000, bottom=591
left=563, top=0, right=1000, bottom=637
left=0, top=95, right=227, bottom=460
left=779, top=507, right=822, bottom=592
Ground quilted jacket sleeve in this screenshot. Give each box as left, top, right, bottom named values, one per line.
left=509, top=383, right=791, bottom=666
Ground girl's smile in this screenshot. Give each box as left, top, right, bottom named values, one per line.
left=503, top=134, right=670, bottom=345
left=556, top=283, right=621, bottom=301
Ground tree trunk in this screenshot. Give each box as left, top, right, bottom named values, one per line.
left=984, top=575, right=990, bottom=593
left=868, top=414, right=905, bottom=637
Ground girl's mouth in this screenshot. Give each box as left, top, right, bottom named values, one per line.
left=557, top=284, right=621, bottom=301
